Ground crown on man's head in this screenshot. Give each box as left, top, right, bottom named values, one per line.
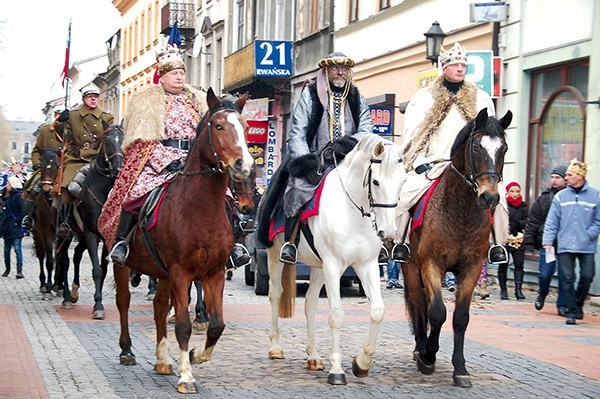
left=439, top=42, right=468, bottom=69
left=156, top=44, right=186, bottom=76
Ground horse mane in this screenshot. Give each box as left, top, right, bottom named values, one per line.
left=218, top=93, right=243, bottom=112
left=450, top=111, right=505, bottom=158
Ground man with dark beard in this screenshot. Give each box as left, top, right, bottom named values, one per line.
left=279, top=52, right=373, bottom=264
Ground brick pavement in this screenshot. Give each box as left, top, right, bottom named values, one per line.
left=1, top=236, right=599, bottom=398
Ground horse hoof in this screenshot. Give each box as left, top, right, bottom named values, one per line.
left=61, top=301, right=73, bottom=310
left=306, top=359, right=324, bottom=371
left=192, top=320, right=208, bottom=333
left=327, top=373, right=347, bottom=385
left=268, top=349, right=285, bottom=359
left=42, top=293, right=52, bottom=301
left=56, top=289, right=64, bottom=297
left=416, top=353, right=435, bottom=375
left=40, top=286, right=47, bottom=294
left=155, top=363, right=174, bottom=375
left=92, top=309, right=105, bottom=320
left=352, top=357, right=369, bottom=378
left=177, top=381, right=198, bottom=394
left=412, top=350, right=419, bottom=361
left=453, top=374, right=472, bottom=388
left=71, top=285, right=79, bottom=303
left=119, top=354, right=136, bottom=366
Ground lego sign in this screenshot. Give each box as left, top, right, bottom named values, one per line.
left=246, top=120, right=268, bottom=143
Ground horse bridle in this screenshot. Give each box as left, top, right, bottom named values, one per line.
left=95, top=129, right=124, bottom=179
left=451, top=130, right=503, bottom=193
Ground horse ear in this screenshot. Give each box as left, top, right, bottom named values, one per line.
left=206, top=87, right=220, bottom=111
left=235, top=91, right=249, bottom=112
left=499, top=110, right=513, bottom=130
left=474, top=108, right=489, bottom=130
left=374, top=142, right=385, bottom=157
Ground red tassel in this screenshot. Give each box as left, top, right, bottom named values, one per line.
left=153, top=66, right=160, bottom=84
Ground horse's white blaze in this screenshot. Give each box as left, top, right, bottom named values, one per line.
left=480, top=136, right=503, bottom=165
left=227, top=113, right=254, bottom=170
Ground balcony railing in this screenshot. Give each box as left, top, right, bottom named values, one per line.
left=161, top=1, right=195, bottom=38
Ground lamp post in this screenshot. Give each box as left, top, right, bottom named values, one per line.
left=424, top=21, right=446, bottom=66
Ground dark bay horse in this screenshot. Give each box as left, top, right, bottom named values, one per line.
left=76, top=124, right=124, bottom=319
left=113, top=88, right=254, bottom=394
left=402, top=109, right=512, bottom=388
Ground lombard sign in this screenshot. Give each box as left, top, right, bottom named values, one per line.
left=370, top=107, right=394, bottom=136
left=255, top=40, right=293, bottom=78
left=466, top=50, right=494, bottom=97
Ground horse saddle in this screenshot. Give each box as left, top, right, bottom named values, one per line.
left=410, top=178, right=441, bottom=232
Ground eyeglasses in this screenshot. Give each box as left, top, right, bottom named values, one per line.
left=328, top=65, right=349, bottom=73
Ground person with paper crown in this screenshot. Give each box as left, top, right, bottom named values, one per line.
left=1, top=176, right=26, bottom=279
left=525, top=165, right=568, bottom=314
left=277, top=51, right=372, bottom=264
left=543, top=158, right=600, bottom=325
left=21, top=105, right=68, bottom=229
left=390, top=41, right=509, bottom=265
left=53, top=82, right=114, bottom=239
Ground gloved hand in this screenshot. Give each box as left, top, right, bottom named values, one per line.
left=32, top=163, right=41, bottom=171
left=57, top=110, right=70, bottom=122
left=288, top=153, right=321, bottom=185
left=331, top=136, right=358, bottom=160
left=165, top=160, right=181, bottom=172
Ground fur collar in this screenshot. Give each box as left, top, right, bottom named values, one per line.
left=404, top=76, right=478, bottom=170
left=122, top=84, right=207, bottom=150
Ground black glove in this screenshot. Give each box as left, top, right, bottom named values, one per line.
left=288, top=153, right=321, bottom=185
left=57, top=110, right=70, bottom=122
left=331, top=136, right=358, bottom=160
left=32, top=163, right=41, bottom=171
left=165, top=160, right=181, bottom=172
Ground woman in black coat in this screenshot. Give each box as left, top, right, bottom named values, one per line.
left=498, top=181, right=528, bottom=300
left=1, top=176, right=26, bottom=279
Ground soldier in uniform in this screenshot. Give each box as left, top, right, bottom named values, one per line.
left=22, top=105, right=66, bottom=228
left=54, top=83, right=114, bottom=237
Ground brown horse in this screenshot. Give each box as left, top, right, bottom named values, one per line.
left=113, top=88, right=253, bottom=394
left=402, top=109, right=512, bottom=388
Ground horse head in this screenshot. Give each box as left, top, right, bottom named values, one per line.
left=39, top=148, right=61, bottom=194
left=341, top=134, right=406, bottom=240
left=97, top=122, right=124, bottom=178
left=195, top=87, right=254, bottom=182
left=451, top=108, right=512, bottom=209
left=228, top=163, right=256, bottom=215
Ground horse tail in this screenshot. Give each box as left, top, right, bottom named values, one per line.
left=278, top=264, right=296, bottom=318
left=256, top=158, right=290, bottom=247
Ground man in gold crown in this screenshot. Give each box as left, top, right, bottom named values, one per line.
left=278, top=51, right=373, bottom=264
left=391, top=42, right=509, bottom=265
left=98, top=45, right=208, bottom=266
left=54, top=83, right=114, bottom=238
left=543, top=158, right=600, bottom=325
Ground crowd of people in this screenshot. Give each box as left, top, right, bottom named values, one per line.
left=5, top=41, right=599, bottom=325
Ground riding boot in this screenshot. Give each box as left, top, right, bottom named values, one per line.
left=229, top=243, right=251, bottom=269
left=514, top=269, right=526, bottom=300
left=498, top=265, right=508, bottom=300
left=110, top=211, right=138, bottom=267
left=391, top=243, right=410, bottom=263
left=2, top=262, right=9, bottom=277
left=378, top=246, right=389, bottom=266
left=22, top=201, right=35, bottom=229
left=15, top=264, right=24, bottom=279
left=488, top=244, right=508, bottom=264
left=279, top=215, right=300, bottom=264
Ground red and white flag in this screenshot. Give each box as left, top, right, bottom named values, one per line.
left=59, top=20, right=72, bottom=88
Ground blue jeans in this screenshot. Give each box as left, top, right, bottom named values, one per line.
left=444, top=272, right=456, bottom=286
left=387, top=259, right=399, bottom=283
left=4, top=237, right=23, bottom=266
left=537, top=249, right=565, bottom=308
left=557, top=253, right=596, bottom=317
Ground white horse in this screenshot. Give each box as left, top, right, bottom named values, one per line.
left=266, top=134, right=406, bottom=385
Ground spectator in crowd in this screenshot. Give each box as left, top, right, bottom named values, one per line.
left=1, top=176, right=26, bottom=279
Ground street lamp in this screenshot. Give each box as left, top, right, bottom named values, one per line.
left=424, top=21, right=446, bottom=65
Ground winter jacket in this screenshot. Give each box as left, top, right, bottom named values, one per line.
left=0, top=189, right=25, bottom=239
left=524, top=188, right=562, bottom=249
left=543, top=181, right=600, bottom=254
left=506, top=201, right=528, bottom=252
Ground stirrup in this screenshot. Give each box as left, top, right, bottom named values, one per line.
left=487, top=244, right=508, bottom=264
left=391, top=243, right=410, bottom=263
left=56, top=221, right=74, bottom=240
left=378, top=246, right=389, bottom=266
left=110, top=241, right=130, bottom=267
left=22, top=215, right=34, bottom=229
left=279, top=242, right=297, bottom=264
left=229, top=243, right=251, bottom=270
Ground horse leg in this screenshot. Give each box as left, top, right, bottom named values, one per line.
left=401, top=262, right=432, bottom=369
left=153, top=278, right=173, bottom=375
left=114, top=265, right=136, bottom=365
left=43, top=246, right=53, bottom=299
left=451, top=262, right=481, bottom=388
left=71, top=240, right=85, bottom=305
left=266, top=246, right=285, bottom=359
left=305, top=268, right=325, bottom=371
left=147, top=276, right=157, bottom=301
left=172, top=274, right=198, bottom=394
left=419, top=260, right=446, bottom=374
left=192, top=281, right=209, bottom=333
left=322, top=263, right=346, bottom=385
left=351, top=261, right=385, bottom=378
left=190, top=271, right=226, bottom=365
left=82, top=233, right=104, bottom=319
left=58, top=240, right=74, bottom=309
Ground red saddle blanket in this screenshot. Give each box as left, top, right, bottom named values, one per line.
left=410, top=178, right=440, bottom=232
left=268, top=171, right=330, bottom=242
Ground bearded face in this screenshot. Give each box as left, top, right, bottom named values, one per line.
left=327, top=65, right=350, bottom=88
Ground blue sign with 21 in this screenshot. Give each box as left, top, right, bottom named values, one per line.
left=254, top=40, right=293, bottom=78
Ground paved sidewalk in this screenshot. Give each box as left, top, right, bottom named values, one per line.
left=1, top=236, right=599, bottom=398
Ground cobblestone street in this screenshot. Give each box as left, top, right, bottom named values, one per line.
left=1, top=236, right=599, bottom=398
